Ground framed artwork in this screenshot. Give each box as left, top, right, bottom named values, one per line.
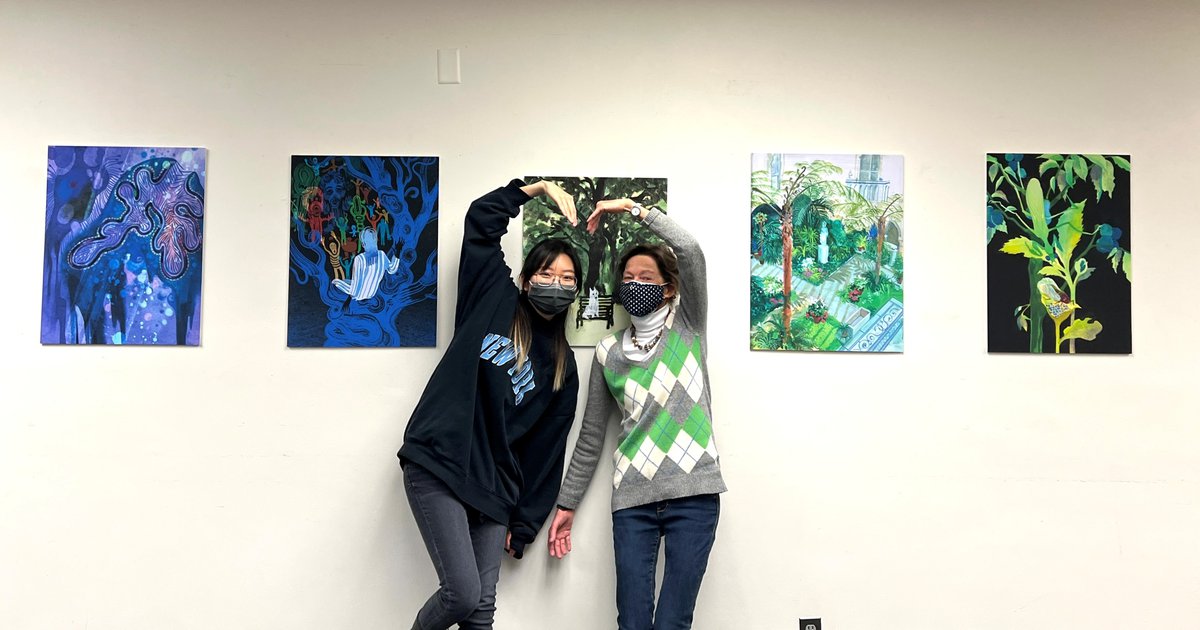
left=41, top=146, right=207, bottom=345
left=288, top=155, right=438, bottom=347
left=750, top=153, right=904, bottom=352
left=986, top=153, right=1131, bottom=354
left=522, top=175, right=668, bottom=347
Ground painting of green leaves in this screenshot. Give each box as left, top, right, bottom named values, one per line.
left=750, top=153, right=904, bottom=352
left=522, top=176, right=668, bottom=347
left=986, top=154, right=1131, bottom=354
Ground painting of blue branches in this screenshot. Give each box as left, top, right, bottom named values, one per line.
left=287, top=155, right=438, bottom=347
left=41, top=146, right=207, bottom=345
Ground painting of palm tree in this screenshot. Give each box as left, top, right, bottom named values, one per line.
left=750, top=153, right=904, bottom=352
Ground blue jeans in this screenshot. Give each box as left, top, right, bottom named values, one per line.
left=612, top=494, right=720, bottom=630
left=403, top=463, right=508, bottom=630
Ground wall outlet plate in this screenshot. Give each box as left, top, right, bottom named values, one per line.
left=800, top=619, right=822, bottom=630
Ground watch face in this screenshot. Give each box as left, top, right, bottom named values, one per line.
left=630, top=205, right=642, bottom=217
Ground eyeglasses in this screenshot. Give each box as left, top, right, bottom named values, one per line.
left=531, top=271, right=578, bottom=290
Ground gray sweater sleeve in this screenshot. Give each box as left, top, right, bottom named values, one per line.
left=642, top=208, right=707, bottom=330
left=555, top=355, right=616, bottom=510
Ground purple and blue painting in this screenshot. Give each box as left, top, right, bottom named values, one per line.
left=287, top=155, right=438, bottom=347
left=41, top=146, right=207, bottom=346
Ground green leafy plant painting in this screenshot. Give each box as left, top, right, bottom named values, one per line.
left=986, top=154, right=1131, bottom=354
left=750, top=153, right=904, bottom=352
left=522, top=176, right=667, bottom=346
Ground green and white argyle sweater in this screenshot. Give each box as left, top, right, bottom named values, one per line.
left=556, top=208, right=727, bottom=512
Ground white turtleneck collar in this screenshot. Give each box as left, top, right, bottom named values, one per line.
left=622, top=301, right=672, bottom=360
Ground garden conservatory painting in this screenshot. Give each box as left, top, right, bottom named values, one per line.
left=986, top=153, right=1131, bottom=354
left=522, top=176, right=668, bottom=346
left=287, top=155, right=438, bottom=347
left=41, top=146, right=207, bottom=345
left=750, top=153, right=904, bottom=352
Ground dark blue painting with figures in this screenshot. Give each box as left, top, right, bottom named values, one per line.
left=41, top=146, right=207, bottom=346
left=287, top=155, right=438, bottom=347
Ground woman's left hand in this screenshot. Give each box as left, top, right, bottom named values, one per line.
left=520, top=180, right=579, bottom=226
left=547, top=508, right=575, bottom=559
left=587, top=198, right=635, bottom=234
left=505, top=531, right=516, bottom=558
left=542, top=181, right=579, bottom=226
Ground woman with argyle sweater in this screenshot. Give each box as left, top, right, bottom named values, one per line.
left=548, top=199, right=726, bottom=630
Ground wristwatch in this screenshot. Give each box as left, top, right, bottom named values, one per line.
left=629, top=203, right=644, bottom=218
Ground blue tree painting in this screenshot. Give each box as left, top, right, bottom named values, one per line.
left=41, top=146, right=207, bottom=346
left=287, top=155, right=438, bottom=347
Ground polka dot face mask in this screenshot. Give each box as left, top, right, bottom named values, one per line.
left=618, top=281, right=667, bottom=317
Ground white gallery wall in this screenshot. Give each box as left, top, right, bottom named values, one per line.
left=2, top=0, right=1198, bottom=628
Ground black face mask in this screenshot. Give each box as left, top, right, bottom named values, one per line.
left=527, top=284, right=576, bottom=317
left=618, top=281, right=666, bottom=317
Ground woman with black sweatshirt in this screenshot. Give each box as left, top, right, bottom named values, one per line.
left=397, top=179, right=582, bottom=630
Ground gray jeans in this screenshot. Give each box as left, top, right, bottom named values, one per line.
left=403, top=463, right=507, bottom=630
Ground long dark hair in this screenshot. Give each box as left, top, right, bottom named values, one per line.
left=512, top=238, right=581, bottom=391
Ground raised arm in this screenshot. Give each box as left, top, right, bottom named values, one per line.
left=457, top=181, right=528, bottom=325
left=457, top=180, right=578, bottom=326
left=640, top=207, right=706, bottom=328
left=588, top=199, right=707, bottom=328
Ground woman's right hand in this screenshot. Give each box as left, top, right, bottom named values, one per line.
left=547, top=508, right=575, bottom=559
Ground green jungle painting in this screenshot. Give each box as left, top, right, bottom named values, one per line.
left=986, top=153, right=1132, bottom=354
left=522, top=176, right=668, bottom=347
left=750, top=154, right=904, bottom=352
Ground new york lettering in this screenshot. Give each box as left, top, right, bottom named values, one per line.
left=480, top=333, right=536, bottom=404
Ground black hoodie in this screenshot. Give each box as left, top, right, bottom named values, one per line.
left=398, top=180, right=579, bottom=558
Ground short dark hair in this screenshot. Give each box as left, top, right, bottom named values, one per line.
left=617, top=243, right=680, bottom=292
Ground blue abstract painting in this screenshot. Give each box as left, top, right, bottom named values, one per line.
left=41, top=146, right=207, bottom=345
left=287, top=155, right=438, bottom=347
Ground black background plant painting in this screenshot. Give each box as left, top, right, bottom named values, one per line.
left=986, top=153, right=1131, bottom=354
left=522, top=176, right=667, bottom=347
